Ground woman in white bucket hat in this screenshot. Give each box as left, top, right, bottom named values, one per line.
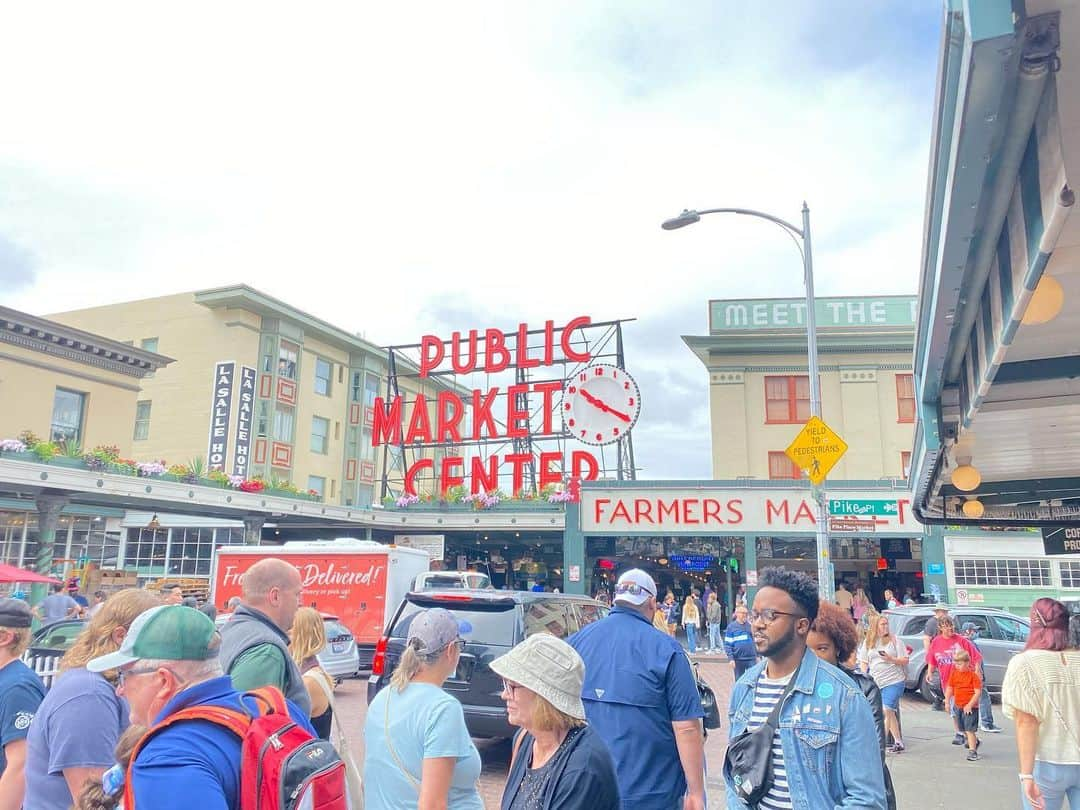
left=491, top=633, right=620, bottom=810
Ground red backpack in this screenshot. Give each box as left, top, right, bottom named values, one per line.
left=124, top=686, right=350, bottom=810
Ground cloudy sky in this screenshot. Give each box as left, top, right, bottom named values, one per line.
left=1, top=2, right=941, bottom=479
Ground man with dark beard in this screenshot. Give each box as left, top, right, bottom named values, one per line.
left=724, top=567, right=885, bottom=810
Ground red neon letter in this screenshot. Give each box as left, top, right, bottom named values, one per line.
left=727, top=499, right=744, bottom=524
left=543, top=320, right=555, bottom=366
left=611, top=500, right=632, bottom=523
left=470, top=455, right=498, bottom=495
left=504, top=453, right=532, bottom=496
left=593, top=498, right=611, bottom=524
left=634, top=499, right=655, bottom=523
left=439, top=456, right=465, bottom=495
left=436, top=391, right=464, bottom=443
left=372, top=396, right=402, bottom=444
left=703, top=499, right=722, bottom=524
left=484, top=328, right=511, bottom=373
left=515, top=322, right=540, bottom=369
left=571, top=450, right=599, bottom=481
left=533, top=381, right=563, bottom=434
left=560, top=316, right=592, bottom=363
left=404, top=458, right=433, bottom=495
left=471, top=388, right=499, bottom=440
left=506, top=384, right=529, bottom=439
left=766, top=500, right=790, bottom=525
left=450, top=330, right=478, bottom=374
left=404, top=394, right=432, bottom=444
left=683, top=499, right=701, bottom=524
left=419, top=335, right=445, bottom=377
left=538, top=452, right=562, bottom=490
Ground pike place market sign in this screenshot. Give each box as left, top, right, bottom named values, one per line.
left=580, top=489, right=916, bottom=535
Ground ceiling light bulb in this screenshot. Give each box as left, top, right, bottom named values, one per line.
left=951, top=464, right=981, bottom=492
left=962, top=498, right=985, bottom=519
left=1022, top=275, right=1065, bottom=325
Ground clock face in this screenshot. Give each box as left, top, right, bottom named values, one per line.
left=562, top=364, right=642, bottom=446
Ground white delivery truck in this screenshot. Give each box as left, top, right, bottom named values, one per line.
left=210, top=538, right=429, bottom=671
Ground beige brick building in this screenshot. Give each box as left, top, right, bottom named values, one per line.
left=684, top=295, right=916, bottom=482
left=49, top=286, right=452, bottom=507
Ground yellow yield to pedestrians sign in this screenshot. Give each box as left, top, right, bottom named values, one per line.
left=785, top=416, right=848, bottom=485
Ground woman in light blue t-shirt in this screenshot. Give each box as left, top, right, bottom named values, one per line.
left=364, top=608, right=482, bottom=810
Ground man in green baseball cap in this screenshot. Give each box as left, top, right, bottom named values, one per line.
left=87, top=606, right=315, bottom=808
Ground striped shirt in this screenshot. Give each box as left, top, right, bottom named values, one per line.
left=748, top=671, right=794, bottom=810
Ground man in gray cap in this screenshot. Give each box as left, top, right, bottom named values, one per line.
left=569, top=569, right=705, bottom=810
left=0, top=598, right=45, bottom=809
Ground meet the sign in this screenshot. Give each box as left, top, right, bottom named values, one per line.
left=232, top=366, right=256, bottom=478
left=1042, top=526, right=1080, bottom=555
left=206, top=361, right=235, bottom=473
left=710, top=295, right=918, bottom=332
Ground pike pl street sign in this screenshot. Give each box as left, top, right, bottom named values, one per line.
left=785, top=416, right=848, bottom=486
left=829, top=499, right=898, bottom=517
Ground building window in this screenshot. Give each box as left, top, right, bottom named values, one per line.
left=261, top=335, right=276, bottom=374
left=352, top=372, right=362, bottom=402
left=140, top=337, right=159, bottom=353
left=273, top=406, right=295, bottom=444
left=134, top=400, right=152, bottom=441
left=278, top=340, right=299, bottom=380
left=126, top=527, right=169, bottom=576
left=768, top=451, right=802, bottom=480
left=256, top=401, right=269, bottom=437
left=307, top=476, right=326, bottom=497
left=765, top=376, right=810, bottom=424
left=901, top=451, right=911, bottom=478
left=896, top=373, right=916, bottom=422
left=314, top=358, right=333, bottom=396
left=50, top=388, right=86, bottom=445
left=1060, top=561, right=1080, bottom=588
left=365, top=374, right=381, bottom=407
left=311, top=416, right=330, bottom=454
left=953, top=558, right=1051, bottom=587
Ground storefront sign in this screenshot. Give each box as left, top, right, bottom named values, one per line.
left=232, top=366, right=256, bottom=478
left=670, top=554, right=713, bottom=571
left=375, top=316, right=633, bottom=495
left=745, top=569, right=758, bottom=586
left=394, top=534, right=445, bottom=562
left=1042, top=526, right=1080, bottom=555
left=928, top=562, right=945, bottom=575
left=206, top=361, right=235, bottom=472
left=569, top=565, right=581, bottom=582
left=710, top=295, right=917, bottom=332
left=580, top=488, right=915, bottom=534
left=879, top=538, right=912, bottom=559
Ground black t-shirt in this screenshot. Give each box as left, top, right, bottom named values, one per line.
left=923, top=617, right=939, bottom=638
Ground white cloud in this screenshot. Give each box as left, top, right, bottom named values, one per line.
left=0, top=2, right=937, bottom=479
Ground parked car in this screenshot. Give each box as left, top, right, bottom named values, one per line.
left=367, top=589, right=607, bottom=739
left=215, top=611, right=360, bottom=681
left=883, top=604, right=1030, bottom=700
left=413, top=571, right=493, bottom=591
left=23, top=618, right=87, bottom=689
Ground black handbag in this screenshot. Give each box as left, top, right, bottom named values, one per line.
left=723, top=666, right=800, bottom=806
left=684, top=652, right=722, bottom=731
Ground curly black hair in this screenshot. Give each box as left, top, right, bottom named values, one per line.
left=811, top=601, right=859, bottom=662
left=759, top=567, right=820, bottom=623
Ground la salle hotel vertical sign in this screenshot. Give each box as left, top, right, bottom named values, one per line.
left=232, top=366, right=256, bottom=477
left=207, top=362, right=235, bottom=473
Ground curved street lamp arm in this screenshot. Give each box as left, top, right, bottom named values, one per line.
left=695, top=207, right=804, bottom=238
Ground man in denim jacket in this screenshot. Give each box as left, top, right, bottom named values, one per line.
left=725, top=568, right=886, bottom=809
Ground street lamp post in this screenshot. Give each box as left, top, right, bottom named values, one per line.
left=662, top=203, right=832, bottom=601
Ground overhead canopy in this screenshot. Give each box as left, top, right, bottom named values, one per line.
left=913, top=1, right=1080, bottom=524
left=0, top=563, right=61, bottom=585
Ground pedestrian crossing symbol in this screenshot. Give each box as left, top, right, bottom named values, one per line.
left=785, top=416, right=848, bottom=485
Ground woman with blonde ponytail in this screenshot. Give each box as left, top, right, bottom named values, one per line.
left=364, top=609, right=482, bottom=810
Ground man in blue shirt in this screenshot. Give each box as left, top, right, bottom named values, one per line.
left=0, top=598, right=45, bottom=810
left=568, top=569, right=705, bottom=810
left=88, top=605, right=314, bottom=810
left=723, top=604, right=758, bottom=680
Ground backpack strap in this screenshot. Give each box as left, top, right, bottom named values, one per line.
left=122, top=705, right=252, bottom=810
left=246, top=685, right=289, bottom=717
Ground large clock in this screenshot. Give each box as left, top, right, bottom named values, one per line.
left=562, top=363, right=642, bottom=446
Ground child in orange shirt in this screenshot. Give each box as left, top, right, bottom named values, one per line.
left=944, top=649, right=982, bottom=760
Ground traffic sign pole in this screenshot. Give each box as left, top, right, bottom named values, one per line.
left=801, top=203, right=832, bottom=602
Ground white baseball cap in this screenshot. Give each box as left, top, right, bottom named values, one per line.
left=613, top=569, right=657, bottom=606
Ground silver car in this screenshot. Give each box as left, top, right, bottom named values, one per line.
left=884, top=605, right=1030, bottom=700
left=215, top=612, right=360, bottom=682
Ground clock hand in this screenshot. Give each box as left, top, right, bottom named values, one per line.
left=580, top=390, right=633, bottom=422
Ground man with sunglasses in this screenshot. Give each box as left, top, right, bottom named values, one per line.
left=568, top=569, right=705, bottom=810
left=725, top=567, right=885, bottom=809
left=88, top=605, right=314, bottom=808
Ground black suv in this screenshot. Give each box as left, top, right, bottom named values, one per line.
left=367, top=590, right=607, bottom=739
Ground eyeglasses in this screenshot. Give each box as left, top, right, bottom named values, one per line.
left=117, top=666, right=159, bottom=686
left=615, top=582, right=654, bottom=597
left=502, top=679, right=521, bottom=696
left=749, top=608, right=805, bottom=625
left=453, top=639, right=466, bottom=652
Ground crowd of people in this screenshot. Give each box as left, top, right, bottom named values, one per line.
left=0, top=563, right=1075, bottom=809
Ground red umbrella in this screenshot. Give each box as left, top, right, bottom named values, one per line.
left=0, top=563, right=62, bottom=585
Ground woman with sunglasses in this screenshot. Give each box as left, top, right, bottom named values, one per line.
left=364, top=608, right=482, bottom=810
left=1002, top=597, right=1080, bottom=810
left=492, top=633, right=619, bottom=810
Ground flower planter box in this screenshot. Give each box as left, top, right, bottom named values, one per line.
left=51, top=457, right=89, bottom=469
left=0, top=451, right=40, bottom=463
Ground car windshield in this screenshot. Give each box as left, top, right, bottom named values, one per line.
left=393, top=599, right=516, bottom=646
left=324, top=620, right=351, bottom=640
